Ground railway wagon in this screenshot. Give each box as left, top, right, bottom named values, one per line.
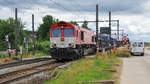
left=98, top=34, right=117, bottom=51
left=49, top=21, right=96, bottom=61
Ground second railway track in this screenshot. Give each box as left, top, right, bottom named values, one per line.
left=0, top=59, right=65, bottom=84
left=0, top=55, right=86, bottom=84
left=0, top=57, right=52, bottom=69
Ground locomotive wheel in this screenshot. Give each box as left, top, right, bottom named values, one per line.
left=75, top=53, right=78, bottom=59
left=56, top=59, right=62, bottom=62
left=79, top=49, right=83, bottom=57
left=81, top=49, right=84, bottom=56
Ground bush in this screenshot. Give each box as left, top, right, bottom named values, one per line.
left=27, top=41, right=50, bottom=54
left=116, top=49, right=131, bottom=57
left=35, top=41, right=50, bottom=54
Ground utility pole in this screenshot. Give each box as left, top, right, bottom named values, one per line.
left=15, top=8, right=18, bottom=59
left=122, top=30, right=124, bottom=46
left=117, top=20, right=119, bottom=41
left=20, top=23, right=23, bottom=61
left=32, top=14, right=35, bottom=56
left=96, top=4, right=99, bottom=52
left=109, top=11, right=111, bottom=54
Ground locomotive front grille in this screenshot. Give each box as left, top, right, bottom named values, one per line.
left=50, top=37, right=76, bottom=48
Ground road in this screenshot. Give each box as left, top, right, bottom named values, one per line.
left=120, top=47, right=150, bottom=84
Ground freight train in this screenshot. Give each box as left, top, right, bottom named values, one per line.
left=49, top=21, right=118, bottom=61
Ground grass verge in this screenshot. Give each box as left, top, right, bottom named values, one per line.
left=45, top=52, right=122, bottom=84
left=116, top=46, right=131, bottom=57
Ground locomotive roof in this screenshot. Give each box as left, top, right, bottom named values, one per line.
left=51, top=21, right=94, bottom=33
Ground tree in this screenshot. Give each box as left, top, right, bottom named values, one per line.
left=81, top=21, right=90, bottom=30
left=0, top=18, right=24, bottom=50
left=37, top=15, right=58, bottom=41
left=69, top=21, right=79, bottom=26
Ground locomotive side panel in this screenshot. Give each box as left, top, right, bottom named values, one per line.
left=75, top=28, right=96, bottom=45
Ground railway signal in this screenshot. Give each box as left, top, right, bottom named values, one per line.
left=122, top=33, right=129, bottom=45
left=5, top=35, right=8, bottom=42
left=5, top=35, right=11, bottom=58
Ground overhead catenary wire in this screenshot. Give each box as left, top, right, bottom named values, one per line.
left=71, top=0, right=89, bottom=20
left=48, top=0, right=88, bottom=21
left=47, top=0, right=76, bottom=21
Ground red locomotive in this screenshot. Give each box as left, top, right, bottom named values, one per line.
left=50, top=21, right=96, bottom=61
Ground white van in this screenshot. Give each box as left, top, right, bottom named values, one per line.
left=130, top=41, right=145, bottom=56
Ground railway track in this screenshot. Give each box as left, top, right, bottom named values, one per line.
left=0, top=57, right=52, bottom=69
left=0, top=59, right=65, bottom=84
left=0, top=55, right=87, bottom=84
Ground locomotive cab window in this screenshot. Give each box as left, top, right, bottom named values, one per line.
left=64, top=29, right=74, bottom=37
left=76, top=30, right=78, bottom=37
left=92, top=36, right=95, bottom=42
left=81, top=31, right=84, bottom=41
left=52, top=29, right=61, bottom=37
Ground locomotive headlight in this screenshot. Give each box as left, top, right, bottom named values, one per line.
left=68, top=43, right=75, bottom=48
left=72, top=43, right=75, bottom=47
left=51, top=43, right=56, bottom=48
left=69, top=43, right=72, bottom=46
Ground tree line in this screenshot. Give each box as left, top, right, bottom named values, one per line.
left=0, top=15, right=89, bottom=51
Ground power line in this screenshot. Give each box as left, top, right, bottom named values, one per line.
left=48, top=0, right=72, bottom=13
left=47, top=0, right=77, bottom=20
left=70, top=1, right=88, bottom=20
left=48, top=0, right=86, bottom=21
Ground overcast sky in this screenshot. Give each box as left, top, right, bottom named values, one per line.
left=0, top=0, right=150, bottom=42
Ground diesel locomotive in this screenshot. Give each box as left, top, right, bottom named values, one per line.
left=49, top=21, right=96, bottom=61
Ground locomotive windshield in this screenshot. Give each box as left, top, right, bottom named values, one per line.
left=64, top=29, right=74, bottom=36
left=51, top=28, right=74, bottom=37
left=52, top=29, right=61, bottom=37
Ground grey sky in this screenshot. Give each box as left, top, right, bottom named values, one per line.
left=0, top=0, right=150, bottom=42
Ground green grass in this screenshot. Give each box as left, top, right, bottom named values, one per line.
left=145, top=43, right=150, bottom=47
left=0, top=51, right=49, bottom=63
left=44, top=53, right=120, bottom=84
left=21, top=52, right=49, bottom=58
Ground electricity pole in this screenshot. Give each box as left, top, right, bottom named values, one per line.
left=96, top=4, right=99, bottom=52
left=15, top=8, right=18, bottom=58
left=32, top=14, right=35, bottom=56
left=117, top=20, right=119, bottom=41
left=20, top=23, right=23, bottom=60
left=109, top=11, right=111, bottom=54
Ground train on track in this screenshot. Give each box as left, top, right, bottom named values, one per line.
left=49, top=21, right=119, bottom=61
